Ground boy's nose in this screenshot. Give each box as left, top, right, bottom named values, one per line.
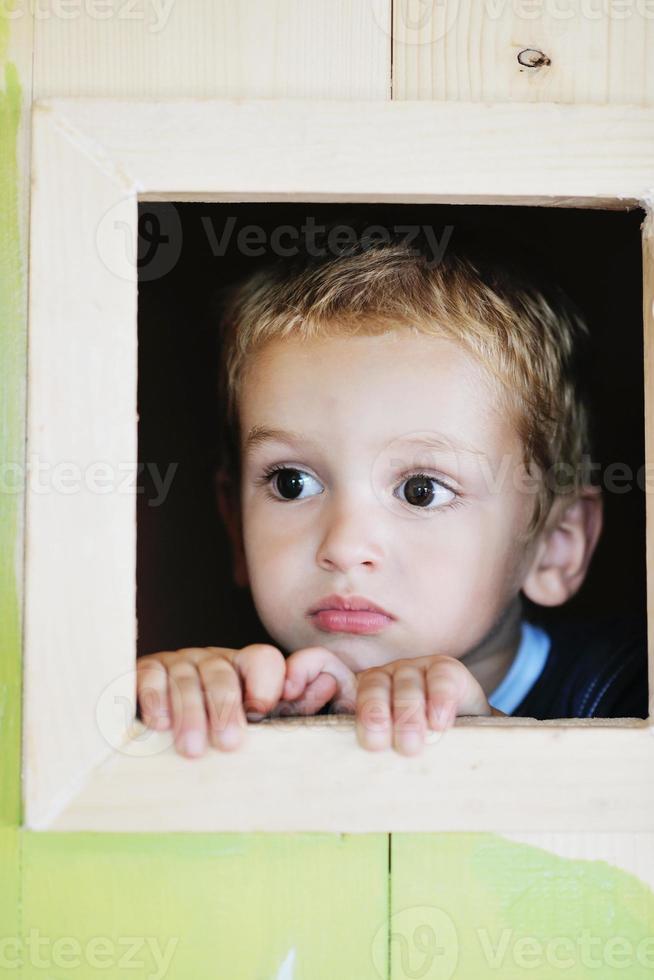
left=315, top=497, right=385, bottom=572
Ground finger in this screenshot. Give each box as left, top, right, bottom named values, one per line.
left=424, top=657, right=490, bottom=731
left=197, top=657, right=247, bottom=751
left=356, top=669, right=392, bottom=751
left=136, top=656, right=171, bottom=730
left=283, top=647, right=357, bottom=712
left=232, top=644, right=286, bottom=719
left=391, top=665, right=427, bottom=756
left=277, top=672, right=339, bottom=716
left=167, top=660, right=208, bottom=758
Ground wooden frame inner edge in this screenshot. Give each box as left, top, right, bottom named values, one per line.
left=24, top=97, right=654, bottom=831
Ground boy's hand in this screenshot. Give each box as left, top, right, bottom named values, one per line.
left=136, top=644, right=506, bottom=759
left=278, top=646, right=358, bottom=716
left=280, top=648, right=505, bottom=756
left=356, top=654, right=503, bottom=755
left=136, top=644, right=286, bottom=757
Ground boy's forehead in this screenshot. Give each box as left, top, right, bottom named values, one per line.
left=243, top=330, right=491, bottom=402
left=239, top=331, right=516, bottom=459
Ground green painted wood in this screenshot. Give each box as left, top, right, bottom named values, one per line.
left=0, top=7, right=26, bottom=830
left=389, top=833, right=654, bottom=979
left=0, top=829, right=20, bottom=973
left=22, top=831, right=389, bottom=979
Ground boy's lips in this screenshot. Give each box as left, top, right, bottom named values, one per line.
left=307, top=594, right=395, bottom=635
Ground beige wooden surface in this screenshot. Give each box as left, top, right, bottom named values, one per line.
left=43, top=717, right=653, bottom=833
left=32, top=0, right=391, bottom=99
left=23, top=95, right=654, bottom=832
left=393, top=0, right=654, bottom=104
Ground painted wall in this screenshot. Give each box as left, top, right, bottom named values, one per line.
left=2, top=2, right=654, bottom=977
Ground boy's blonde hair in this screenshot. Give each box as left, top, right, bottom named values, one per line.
left=217, top=223, right=595, bottom=542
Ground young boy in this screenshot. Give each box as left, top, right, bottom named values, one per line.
left=136, top=222, right=648, bottom=758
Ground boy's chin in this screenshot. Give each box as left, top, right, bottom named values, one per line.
left=308, top=639, right=400, bottom=673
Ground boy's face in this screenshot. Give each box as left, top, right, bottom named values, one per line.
left=234, top=329, right=540, bottom=671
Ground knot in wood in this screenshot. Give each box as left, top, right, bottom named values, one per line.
left=517, top=48, right=551, bottom=69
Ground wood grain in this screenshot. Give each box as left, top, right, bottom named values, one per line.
left=393, top=0, right=654, bottom=104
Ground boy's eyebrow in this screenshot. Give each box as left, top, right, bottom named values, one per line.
left=244, top=425, right=488, bottom=459
left=399, top=434, right=488, bottom=458
left=244, top=426, right=321, bottom=456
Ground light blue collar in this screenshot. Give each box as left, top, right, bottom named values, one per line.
left=488, top=620, right=551, bottom=715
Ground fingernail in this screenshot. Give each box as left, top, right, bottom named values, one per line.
left=182, top=731, right=204, bottom=756
left=401, top=731, right=423, bottom=754
left=219, top=725, right=242, bottom=749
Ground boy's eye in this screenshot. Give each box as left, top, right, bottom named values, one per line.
left=264, top=467, right=324, bottom=501
left=258, top=466, right=459, bottom=511
left=395, top=473, right=457, bottom=510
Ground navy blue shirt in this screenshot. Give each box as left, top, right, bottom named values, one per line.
left=493, top=614, right=649, bottom=720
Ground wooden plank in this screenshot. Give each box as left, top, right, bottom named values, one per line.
left=22, top=831, right=388, bottom=979
left=390, top=833, right=654, bottom=979
left=393, top=0, right=654, bottom=104
left=41, top=717, right=654, bottom=833
left=35, top=97, right=654, bottom=206
left=33, top=0, right=391, bottom=100
left=24, top=94, right=139, bottom=827
left=0, top=0, right=33, bottom=827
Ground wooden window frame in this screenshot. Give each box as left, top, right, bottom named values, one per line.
left=24, top=97, right=654, bottom=831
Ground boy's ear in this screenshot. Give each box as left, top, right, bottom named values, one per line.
left=521, top=485, right=603, bottom=607
left=214, top=465, right=249, bottom=589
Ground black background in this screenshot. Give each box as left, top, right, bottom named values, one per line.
left=136, top=202, right=646, bottom=656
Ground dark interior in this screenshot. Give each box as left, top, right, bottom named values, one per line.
left=136, top=202, right=647, bottom=657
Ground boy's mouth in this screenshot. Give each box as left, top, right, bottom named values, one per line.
left=307, top=593, right=395, bottom=635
